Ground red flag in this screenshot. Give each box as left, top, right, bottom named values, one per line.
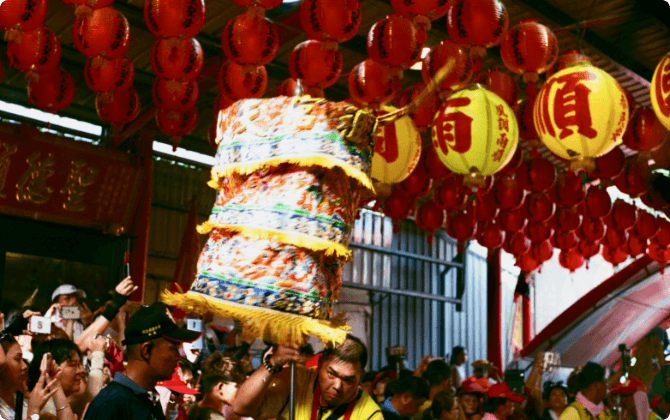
left=171, top=197, right=201, bottom=320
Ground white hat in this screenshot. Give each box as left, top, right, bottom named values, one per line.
left=51, top=284, right=86, bottom=302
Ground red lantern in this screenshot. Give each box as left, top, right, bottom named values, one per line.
left=524, top=194, right=554, bottom=222
left=408, top=82, right=439, bottom=130
left=416, top=199, right=445, bottom=243
left=500, top=19, right=558, bottom=88
left=610, top=199, right=637, bottom=231
left=213, top=94, right=235, bottom=117
left=446, top=0, right=509, bottom=55
left=7, top=26, right=61, bottom=77
left=144, top=0, right=205, bottom=40
left=230, top=0, right=281, bottom=9
left=152, top=78, right=198, bottom=112
left=96, top=87, right=140, bottom=125
left=391, top=0, right=449, bottom=20
left=499, top=208, right=527, bottom=233
left=151, top=38, right=204, bottom=81
left=436, top=176, right=467, bottom=213
left=515, top=98, right=537, bottom=141
left=0, top=0, right=47, bottom=40
left=552, top=208, right=582, bottom=232
left=156, top=108, right=198, bottom=150
left=384, top=187, right=415, bottom=232
left=348, top=59, right=397, bottom=107
left=532, top=240, right=554, bottom=264
left=614, top=157, right=650, bottom=198
left=556, top=50, right=590, bottom=72
left=578, top=217, right=606, bottom=243
left=368, top=14, right=424, bottom=71
left=499, top=148, right=523, bottom=176
left=421, top=41, right=473, bottom=96
left=516, top=252, right=539, bottom=273
left=623, top=106, right=666, bottom=152
left=579, top=241, right=601, bottom=259
left=73, top=7, right=130, bottom=59
left=300, top=0, right=362, bottom=43
left=277, top=78, right=325, bottom=98
left=551, top=230, right=578, bottom=251
left=288, top=40, right=343, bottom=89
left=634, top=211, right=659, bottom=240
left=28, top=68, right=75, bottom=113
left=477, top=220, right=505, bottom=249
left=398, top=164, right=432, bottom=198
left=516, top=158, right=556, bottom=193
left=424, top=145, right=452, bottom=179
left=472, top=190, right=499, bottom=223
left=591, top=146, right=625, bottom=181
left=602, top=226, right=629, bottom=249
left=651, top=140, right=670, bottom=169
left=84, top=55, right=134, bottom=94
left=648, top=241, right=670, bottom=271
left=525, top=221, right=552, bottom=243
left=584, top=186, right=612, bottom=219
left=553, top=172, right=585, bottom=208
left=602, top=246, right=628, bottom=266
left=626, top=235, right=648, bottom=258
left=504, top=232, right=531, bottom=257
left=494, top=178, right=524, bottom=210
left=446, top=209, right=477, bottom=242
left=221, top=15, right=279, bottom=67
left=641, top=189, right=670, bottom=211
left=218, top=62, right=268, bottom=100
left=482, top=68, right=519, bottom=107
left=559, top=248, right=584, bottom=272
left=655, top=219, right=670, bottom=247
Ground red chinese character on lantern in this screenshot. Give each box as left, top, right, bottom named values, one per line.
left=375, top=122, right=399, bottom=162
left=654, top=56, right=670, bottom=117
left=497, top=133, right=508, bottom=149
left=434, top=97, right=473, bottom=156
left=491, top=149, right=504, bottom=162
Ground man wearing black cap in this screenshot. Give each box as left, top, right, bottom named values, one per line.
left=83, top=304, right=202, bottom=420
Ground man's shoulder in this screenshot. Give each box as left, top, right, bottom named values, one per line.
left=355, top=393, right=382, bottom=420
left=559, top=405, right=582, bottom=420
left=187, top=404, right=226, bottom=420
left=85, top=383, right=140, bottom=415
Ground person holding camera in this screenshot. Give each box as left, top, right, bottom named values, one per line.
left=46, top=285, right=90, bottom=342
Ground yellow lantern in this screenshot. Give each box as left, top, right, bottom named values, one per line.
left=534, top=62, right=629, bottom=171
left=651, top=52, right=670, bottom=130
left=371, top=105, right=422, bottom=189
left=431, top=84, right=518, bottom=186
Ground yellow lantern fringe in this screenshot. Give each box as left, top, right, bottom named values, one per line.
left=162, top=290, right=349, bottom=347
left=207, top=155, right=375, bottom=194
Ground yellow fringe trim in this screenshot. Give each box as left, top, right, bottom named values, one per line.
left=198, top=222, right=353, bottom=260
left=207, top=155, right=375, bottom=194
left=162, top=290, right=349, bottom=347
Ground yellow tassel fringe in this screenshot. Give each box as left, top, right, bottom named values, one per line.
left=197, top=222, right=352, bottom=260
left=162, top=290, right=349, bottom=347
left=208, top=155, right=375, bottom=194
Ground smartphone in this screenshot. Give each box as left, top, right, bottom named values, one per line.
left=386, top=346, right=407, bottom=358
left=40, top=353, right=52, bottom=373
left=186, top=318, right=204, bottom=350
left=543, top=352, right=561, bottom=373
left=124, top=251, right=130, bottom=278
left=61, top=305, right=81, bottom=320
left=30, top=316, right=51, bottom=334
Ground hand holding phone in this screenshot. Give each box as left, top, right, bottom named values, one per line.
left=40, top=353, right=52, bottom=374
left=30, top=316, right=51, bottom=334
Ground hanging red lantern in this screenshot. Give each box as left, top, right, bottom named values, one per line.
left=398, top=164, right=432, bottom=198
left=156, top=108, right=198, bottom=150
left=213, top=94, right=235, bottom=117
left=151, top=37, right=204, bottom=81
left=416, top=199, right=445, bottom=243
left=391, top=0, right=449, bottom=21
left=641, top=188, right=670, bottom=211
left=551, top=230, right=578, bottom=251
left=494, top=178, right=524, bottom=210
left=28, top=68, right=75, bottom=113
left=525, top=221, right=552, bottom=243
left=421, top=40, right=473, bottom=97
left=552, top=50, right=591, bottom=76
left=602, top=246, right=628, bottom=266
left=96, top=87, right=140, bottom=125
left=288, top=40, right=342, bottom=88
left=515, top=98, right=538, bottom=141
left=504, top=232, right=531, bottom=257
left=499, top=148, right=523, bottom=176
left=648, top=242, right=670, bottom=272
left=300, top=0, right=362, bottom=43
left=84, top=55, right=134, bottom=94
left=446, top=209, right=477, bottom=243
left=0, top=0, right=48, bottom=41
left=144, top=0, right=205, bottom=40
left=482, top=68, right=519, bottom=107
left=230, top=0, right=281, bottom=9
left=152, top=78, right=198, bottom=112
left=446, top=0, right=509, bottom=56
left=578, top=217, right=606, bottom=243
left=602, top=227, right=629, bottom=249
left=654, top=219, right=670, bottom=247
left=524, top=194, right=554, bottom=222
left=424, top=145, right=453, bottom=179
left=651, top=139, right=670, bottom=169
left=500, top=19, right=558, bottom=97
left=584, top=186, right=612, bottom=219
left=634, top=211, right=659, bottom=240
left=516, top=252, right=539, bottom=273
left=472, top=190, right=499, bottom=223
left=499, top=208, right=527, bottom=232
left=626, top=235, right=648, bottom=258
left=553, top=172, right=585, bottom=209
left=579, top=240, right=601, bottom=260
left=590, top=146, right=626, bottom=181
left=7, top=26, right=61, bottom=78
left=552, top=207, right=582, bottom=232
left=609, top=199, right=637, bottom=231
left=516, top=157, right=556, bottom=193
left=435, top=176, right=467, bottom=213
left=559, top=248, right=585, bottom=272
left=476, top=220, right=505, bottom=249
left=73, top=7, right=130, bottom=60
left=218, top=61, right=268, bottom=100
left=614, top=157, right=651, bottom=198
left=407, top=82, right=439, bottom=130
left=368, top=14, right=424, bottom=72
left=623, top=106, right=666, bottom=153
left=532, top=240, right=554, bottom=264
left=384, top=188, right=415, bottom=232
left=348, top=58, right=397, bottom=107
left=221, top=14, right=279, bottom=67
left=276, top=78, right=325, bottom=98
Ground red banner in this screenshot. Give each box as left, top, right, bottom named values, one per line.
left=0, top=123, right=143, bottom=233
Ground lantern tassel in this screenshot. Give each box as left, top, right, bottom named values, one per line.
left=91, top=56, right=108, bottom=69
left=25, top=71, right=40, bottom=83
left=74, top=5, right=93, bottom=18
left=4, top=26, right=22, bottom=43
left=171, top=136, right=182, bottom=152
left=413, top=15, right=431, bottom=32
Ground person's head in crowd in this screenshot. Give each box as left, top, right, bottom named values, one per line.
left=223, top=342, right=253, bottom=373
left=123, top=305, right=202, bottom=389
left=387, top=376, right=430, bottom=418
left=373, top=369, right=398, bottom=404
left=102, top=363, right=112, bottom=386
left=0, top=333, right=28, bottom=396
left=472, top=360, right=491, bottom=379
left=542, top=382, right=568, bottom=415
left=484, top=383, right=523, bottom=420
left=200, top=356, right=246, bottom=408
left=157, top=366, right=200, bottom=418
left=428, top=391, right=459, bottom=420
left=450, top=347, right=467, bottom=367
left=422, top=359, right=452, bottom=397
left=178, top=357, right=198, bottom=405
left=459, top=379, right=487, bottom=418
left=609, top=377, right=647, bottom=419
left=317, top=334, right=368, bottom=407
left=577, top=362, right=607, bottom=404
left=566, top=366, right=582, bottom=398
left=51, top=284, right=85, bottom=307
left=31, top=326, right=70, bottom=349
left=362, top=371, right=377, bottom=397
left=29, top=338, right=85, bottom=398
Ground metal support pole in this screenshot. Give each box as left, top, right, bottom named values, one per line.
left=487, top=248, right=503, bottom=371
left=289, top=362, right=296, bottom=420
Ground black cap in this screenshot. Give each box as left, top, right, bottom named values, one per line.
left=122, top=305, right=202, bottom=346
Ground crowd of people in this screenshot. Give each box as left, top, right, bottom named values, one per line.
left=0, top=276, right=669, bottom=420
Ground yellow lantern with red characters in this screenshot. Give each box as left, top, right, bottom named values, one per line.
left=431, top=84, right=518, bottom=186
left=372, top=106, right=422, bottom=192
left=534, top=62, right=629, bottom=171
left=651, top=52, right=670, bottom=130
